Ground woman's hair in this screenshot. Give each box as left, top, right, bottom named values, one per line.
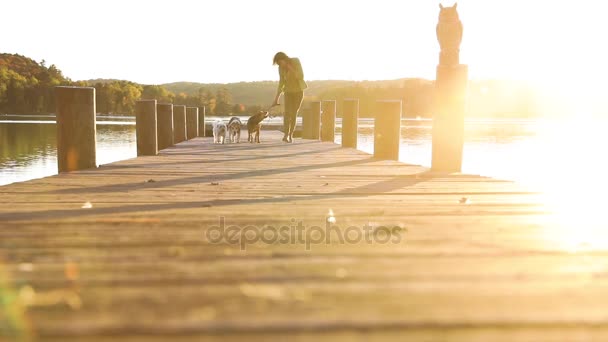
left=273, top=52, right=289, bottom=65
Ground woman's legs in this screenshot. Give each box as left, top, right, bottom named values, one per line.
left=284, top=91, right=304, bottom=141
left=282, top=109, right=291, bottom=141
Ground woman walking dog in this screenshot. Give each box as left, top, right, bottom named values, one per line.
left=272, top=52, right=307, bottom=143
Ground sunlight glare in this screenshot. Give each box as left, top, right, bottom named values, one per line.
left=531, top=118, right=608, bottom=252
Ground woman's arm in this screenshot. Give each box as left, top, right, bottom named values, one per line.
left=274, top=66, right=285, bottom=105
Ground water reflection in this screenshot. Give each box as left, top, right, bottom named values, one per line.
left=96, top=124, right=136, bottom=166
left=1, top=117, right=605, bottom=190
left=0, top=120, right=136, bottom=186
left=0, top=122, right=57, bottom=185
left=336, top=118, right=540, bottom=181
left=0, top=122, right=56, bottom=163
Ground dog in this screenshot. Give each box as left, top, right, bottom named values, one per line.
left=227, top=117, right=242, bottom=143
left=247, top=111, right=269, bottom=143
left=212, top=120, right=227, bottom=144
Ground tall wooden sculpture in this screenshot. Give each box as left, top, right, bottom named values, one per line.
left=436, top=3, right=463, bottom=66
left=432, top=3, right=468, bottom=172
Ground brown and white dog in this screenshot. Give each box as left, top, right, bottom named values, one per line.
left=227, top=116, right=242, bottom=143
left=247, top=111, right=269, bottom=143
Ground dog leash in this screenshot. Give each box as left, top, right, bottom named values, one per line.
left=267, top=103, right=279, bottom=119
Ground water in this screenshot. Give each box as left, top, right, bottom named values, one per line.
left=336, top=118, right=543, bottom=184
left=1, top=115, right=606, bottom=190
left=0, top=115, right=136, bottom=186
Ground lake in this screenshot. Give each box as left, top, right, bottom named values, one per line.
left=2, top=114, right=607, bottom=194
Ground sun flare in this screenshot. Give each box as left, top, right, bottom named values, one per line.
left=528, top=118, right=608, bottom=251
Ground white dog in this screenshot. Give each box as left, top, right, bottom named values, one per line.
left=212, top=120, right=227, bottom=144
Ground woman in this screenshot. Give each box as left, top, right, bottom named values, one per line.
left=272, top=52, right=307, bottom=143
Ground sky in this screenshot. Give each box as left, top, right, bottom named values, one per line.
left=2, top=0, right=608, bottom=89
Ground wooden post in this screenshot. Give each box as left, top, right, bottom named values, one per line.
left=301, top=108, right=311, bottom=139
left=157, top=103, right=174, bottom=150
left=374, top=100, right=401, bottom=160
left=55, top=86, right=97, bottom=173
left=186, top=107, right=199, bottom=140
left=198, top=106, right=206, bottom=137
left=342, top=99, right=359, bottom=148
left=135, top=99, right=158, bottom=156
left=321, top=100, right=336, bottom=142
left=309, top=101, right=321, bottom=140
left=432, top=65, right=468, bottom=172
left=173, top=105, right=187, bottom=143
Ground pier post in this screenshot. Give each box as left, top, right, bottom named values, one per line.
left=321, top=100, right=336, bottom=142
left=301, top=108, right=311, bottom=139
left=374, top=100, right=401, bottom=160
left=198, top=106, right=206, bottom=137
left=55, top=86, right=97, bottom=173
left=157, top=103, right=174, bottom=150
left=342, top=99, right=359, bottom=148
left=186, top=107, right=199, bottom=140
left=309, top=101, right=321, bottom=140
left=135, top=99, right=158, bottom=156
left=173, top=105, right=187, bottom=143
left=432, top=65, right=468, bottom=172
left=433, top=3, right=467, bottom=172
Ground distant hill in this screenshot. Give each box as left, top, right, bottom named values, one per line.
left=72, top=77, right=541, bottom=118
left=160, top=78, right=433, bottom=106
left=153, top=78, right=439, bottom=117
left=76, top=77, right=437, bottom=117
left=162, top=81, right=279, bottom=106
left=0, top=53, right=57, bottom=79
left=84, top=78, right=123, bottom=85
left=3, top=52, right=542, bottom=118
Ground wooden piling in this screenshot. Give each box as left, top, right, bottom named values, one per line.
left=374, top=100, right=401, bottom=160
left=135, top=99, right=158, bottom=156
left=186, top=107, right=199, bottom=140
left=157, top=103, right=174, bottom=150
left=55, top=86, right=97, bottom=173
left=432, top=64, right=468, bottom=172
left=198, top=106, right=206, bottom=137
left=173, top=105, right=187, bottom=143
left=321, top=100, right=336, bottom=142
left=342, top=99, right=359, bottom=148
left=309, top=101, right=321, bottom=140
left=301, top=109, right=311, bottom=139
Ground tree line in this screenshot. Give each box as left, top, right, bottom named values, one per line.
left=0, top=54, right=67, bottom=114
left=89, top=80, right=258, bottom=115
left=1, top=53, right=540, bottom=118
left=314, top=79, right=435, bottom=118
left=0, top=53, right=252, bottom=116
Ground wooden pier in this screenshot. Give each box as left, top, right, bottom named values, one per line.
left=2, top=130, right=606, bottom=341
